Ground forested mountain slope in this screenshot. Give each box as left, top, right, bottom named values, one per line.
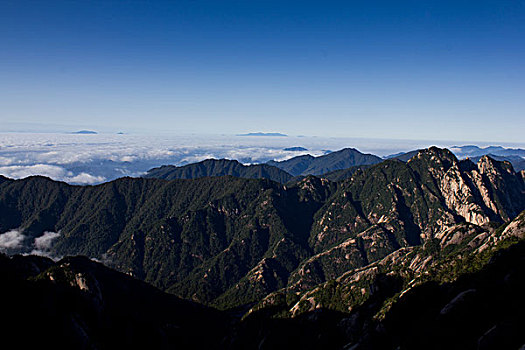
left=0, top=147, right=523, bottom=311
left=145, top=158, right=294, bottom=183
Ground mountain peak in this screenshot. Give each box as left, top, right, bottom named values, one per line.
left=339, top=147, right=360, bottom=152
left=427, top=146, right=456, bottom=158
left=410, top=147, right=457, bottom=166
left=477, top=154, right=515, bottom=174
left=200, top=158, right=241, bottom=165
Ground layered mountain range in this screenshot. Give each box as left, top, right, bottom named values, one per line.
left=1, top=146, right=524, bottom=349
left=145, top=148, right=383, bottom=183
left=145, top=146, right=525, bottom=185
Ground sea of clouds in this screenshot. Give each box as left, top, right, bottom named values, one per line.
left=0, top=132, right=420, bottom=184
left=1, top=132, right=523, bottom=185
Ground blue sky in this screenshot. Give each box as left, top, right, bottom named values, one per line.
left=1, top=1, right=524, bottom=142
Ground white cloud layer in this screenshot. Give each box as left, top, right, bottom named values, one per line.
left=0, top=229, right=25, bottom=251
left=2, top=132, right=523, bottom=185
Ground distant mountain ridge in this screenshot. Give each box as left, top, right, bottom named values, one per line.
left=451, top=144, right=525, bottom=158
left=135, top=145, right=525, bottom=184
left=237, top=132, right=288, bottom=137
left=267, top=148, right=382, bottom=176
left=283, top=147, right=308, bottom=151
left=143, top=148, right=383, bottom=182
left=72, top=130, right=98, bottom=134
left=144, top=158, right=294, bottom=183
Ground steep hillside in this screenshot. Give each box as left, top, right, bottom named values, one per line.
left=0, top=253, right=227, bottom=350
left=3, top=212, right=524, bottom=350
left=0, top=175, right=334, bottom=306
left=281, top=149, right=524, bottom=294
left=319, top=165, right=371, bottom=182
left=234, top=213, right=525, bottom=349
left=145, top=158, right=293, bottom=183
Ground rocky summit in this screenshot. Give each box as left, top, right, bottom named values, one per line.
left=0, top=147, right=524, bottom=349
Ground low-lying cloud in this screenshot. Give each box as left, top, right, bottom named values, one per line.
left=30, top=231, right=62, bottom=259
left=0, top=164, right=106, bottom=184
left=0, top=229, right=25, bottom=252
left=34, top=231, right=61, bottom=250
left=0, top=228, right=62, bottom=259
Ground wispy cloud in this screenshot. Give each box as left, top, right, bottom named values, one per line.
left=33, top=231, right=61, bottom=250
left=30, top=231, right=62, bottom=259
left=0, top=228, right=62, bottom=259
left=0, top=229, right=26, bottom=252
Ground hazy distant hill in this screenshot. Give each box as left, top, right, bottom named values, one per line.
left=144, top=158, right=293, bottom=183
left=237, top=132, right=288, bottom=137
left=72, top=130, right=98, bottom=134
left=452, top=145, right=525, bottom=158
left=283, top=146, right=308, bottom=151
left=267, top=148, right=382, bottom=176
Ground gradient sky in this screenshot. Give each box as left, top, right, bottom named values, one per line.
left=1, top=1, right=524, bottom=142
